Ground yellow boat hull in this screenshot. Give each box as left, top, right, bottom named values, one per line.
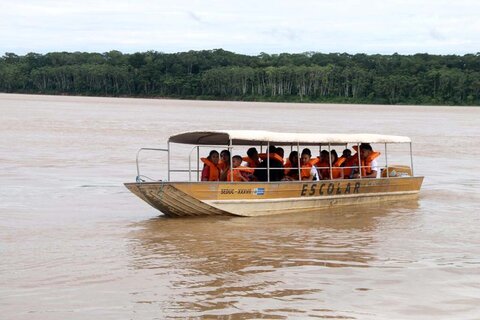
left=125, top=177, right=424, bottom=217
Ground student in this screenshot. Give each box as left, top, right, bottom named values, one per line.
left=255, top=146, right=285, bottom=181
left=284, top=151, right=300, bottom=180
left=329, top=150, right=345, bottom=179
left=339, top=148, right=352, bottom=163
left=300, top=148, right=320, bottom=181
left=352, top=143, right=381, bottom=179
left=276, top=147, right=285, bottom=164
left=342, top=148, right=358, bottom=179
left=219, top=149, right=231, bottom=181
left=258, top=146, right=284, bottom=164
left=243, top=147, right=261, bottom=168
left=317, top=150, right=330, bottom=180
left=201, top=150, right=220, bottom=181
left=226, top=155, right=254, bottom=182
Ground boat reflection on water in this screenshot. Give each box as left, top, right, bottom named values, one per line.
left=127, top=200, right=420, bottom=318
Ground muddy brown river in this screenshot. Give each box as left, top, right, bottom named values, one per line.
left=1, top=94, right=479, bottom=319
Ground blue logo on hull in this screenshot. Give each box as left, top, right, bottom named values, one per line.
left=253, top=188, right=265, bottom=196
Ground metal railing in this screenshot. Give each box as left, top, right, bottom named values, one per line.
left=135, top=147, right=168, bottom=182
left=135, top=142, right=415, bottom=183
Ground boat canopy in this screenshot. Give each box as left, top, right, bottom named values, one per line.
left=168, top=130, right=411, bottom=146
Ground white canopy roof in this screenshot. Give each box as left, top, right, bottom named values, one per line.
left=168, top=130, right=411, bottom=146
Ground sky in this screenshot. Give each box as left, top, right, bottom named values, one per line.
left=0, top=0, right=479, bottom=56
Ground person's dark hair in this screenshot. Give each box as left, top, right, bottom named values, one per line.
left=207, top=150, right=219, bottom=160
left=276, top=147, right=284, bottom=158
left=232, top=155, right=243, bottom=161
left=220, top=149, right=230, bottom=157
left=267, top=145, right=277, bottom=154
left=331, top=149, right=338, bottom=163
left=320, top=150, right=329, bottom=157
left=342, top=148, right=352, bottom=157
left=288, top=151, right=298, bottom=163
left=247, top=147, right=258, bottom=158
left=360, top=143, right=373, bottom=151
left=301, top=148, right=312, bottom=157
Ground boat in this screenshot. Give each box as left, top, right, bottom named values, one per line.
left=124, top=130, right=423, bottom=217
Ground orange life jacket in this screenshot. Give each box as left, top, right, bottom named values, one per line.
left=201, top=158, right=220, bottom=181
left=226, top=166, right=255, bottom=182
left=301, top=158, right=320, bottom=180
left=242, top=156, right=259, bottom=168
left=283, top=159, right=300, bottom=179
left=284, top=159, right=292, bottom=174
left=361, top=151, right=381, bottom=176
left=259, top=153, right=284, bottom=164
left=338, top=155, right=347, bottom=164
left=342, top=155, right=358, bottom=177
left=218, top=160, right=228, bottom=172
left=315, top=159, right=330, bottom=179
left=330, top=157, right=346, bottom=179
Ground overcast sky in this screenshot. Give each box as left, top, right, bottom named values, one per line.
left=1, top=0, right=479, bottom=56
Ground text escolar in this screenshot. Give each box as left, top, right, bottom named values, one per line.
left=300, top=182, right=361, bottom=196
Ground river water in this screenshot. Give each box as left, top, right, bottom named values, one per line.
left=1, top=94, right=479, bottom=319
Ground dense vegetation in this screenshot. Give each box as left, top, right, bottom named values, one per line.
left=1, top=50, right=479, bottom=105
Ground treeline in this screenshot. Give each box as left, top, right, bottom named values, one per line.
left=1, top=49, right=479, bottom=105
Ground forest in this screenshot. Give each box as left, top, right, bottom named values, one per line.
left=0, top=49, right=479, bottom=105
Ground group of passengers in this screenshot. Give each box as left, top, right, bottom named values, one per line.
left=201, top=143, right=380, bottom=182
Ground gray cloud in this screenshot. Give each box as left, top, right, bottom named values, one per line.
left=1, top=0, right=479, bottom=55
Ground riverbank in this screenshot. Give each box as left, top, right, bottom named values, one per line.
left=2, top=50, right=479, bottom=106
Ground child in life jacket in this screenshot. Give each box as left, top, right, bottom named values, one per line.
left=300, top=148, right=320, bottom=181
left=317, top=150, right=330, bottom=180
left=243, top=147, right=261, bottom=168
left=227, top=155, right=254, bottom=182
left=352, top=143, right=380, bottom=179
left=328, top=150, right=345, bottom=179
left=219, top=149, right=231, bottom=181
left=201, top=150, right=220, bottom=181
left=283, top=151, right=300, bottom=180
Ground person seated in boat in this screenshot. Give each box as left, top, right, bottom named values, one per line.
left=316, top=150, right=330, bottom=179
left=283, top=151, right=300, bottom=181
left=342, top=148, right=358, bottom=179
left=276, top=147, right=285, bottom=164
left=227, top=155, right=254, bottom=182
left=243, top=147, right=261, bottom=168
left=325, top=150, right=345, bottom=180
left=201, top=150, right=220, bottom=181
left=340, top=148, right=352, bottom=162
left=300, top=148, right=320, bottom=181
left=255, top=146, right=285, bottom=181
left=219, top=149, right=231, bottom=181
left=258, top=147, right=284, bottom=165
left=352, top=143, right=381, bottom=179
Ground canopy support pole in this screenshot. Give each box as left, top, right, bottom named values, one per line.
left=267, top=141, right=270, bottom=182
left=229, top=140, right=233, bottom=182
left=328, top=143, right=333, bottom=180
left=384, top=143, right=388, bottom=179
left=167, top=142, right=171, bottom=181
left=196, top=146, right=200, bottom=182
left=297, top=142, right=301, bottom=180
left=410, top=142, right=414, bottom=176
left=357, top=142, right=362, bottom=179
